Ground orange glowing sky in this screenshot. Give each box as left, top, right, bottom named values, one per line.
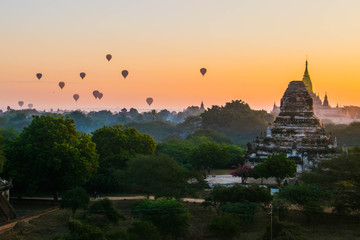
left=1, top=1, right=360, bottom=112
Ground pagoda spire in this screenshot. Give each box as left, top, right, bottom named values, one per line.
left=302, top=59, right=313, bottom=94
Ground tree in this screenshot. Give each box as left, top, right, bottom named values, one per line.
left=127, top=221, right=162, bottom=240
left=4, top=115, right=99, bottom=196
left=301, top=147, right=360, bottom=214
left=132, top=199, right=190, bottom=237
left=155, top=139, right=194, bottom=168
left=207, top=214, right=242, bottom=240
left=126, top=155, right=202, bottom=199
left=0, top=133, right=7, bottom=173
left=231, top=164, right=254, bottom=183
left=187, top=129, right=233, bottom=144
left=61, top=187, right=90, bottom=216
left=253, top=162, right=270, bottom=184
left=201, top=100, right=274, bottom=144
left=92, top=125, right=156, bottom=169
left=86, top=198, right=123, bottom=228
left=258, top=154, right=296, bottom=187
left=128, top=121, right=176, bottom=142
left=277, top=184, right=331, bottom=220
left=203, top=185, right=272, bottom=222
left=66, top=110, right=93, bottom=133
left=190, top=141, right=230, bottom=171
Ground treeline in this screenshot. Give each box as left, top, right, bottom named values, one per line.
left=2, top=100, right=360, bottom=147
left=0, top=114, right=246, bottom=197
left=0, top=100, right=274, bottom=145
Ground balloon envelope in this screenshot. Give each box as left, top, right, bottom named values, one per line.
left=59, top=82, right=65, bottom=89
left=18, top=101, right=24, bottom=107
left=98, top=93, right=103, bottom=99
left=122, top=70, right=128, bottom=79
left=36, top=73, right=42, bottom=80
left=146, top=97, right=153, bottom=106
left=28, top=103, right=33, bottom=109
left=200, top=68, right=207, bottom=76
left=73, top=94, right=79, bottom=102
left=93, top=90, right=100, bottom=99
left=80, top=72, right=86, bottom=79
left=106, top=54, right=112, bottom=61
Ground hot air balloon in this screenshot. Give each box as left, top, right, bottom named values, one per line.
left=73, top=94, right=79, bottom=102
left=93, top=90, right=100, bottom=99
left=18, top=101, right=24, bottom=107
left=146, top=97, right=153, bottom=106
left=80, top=72, right=86, bottom=79
left=106, top=54, right=112, bottom=61
left=28, top=103, right=33, bottom=109
left=122, top=70, right=128, bottom=79
left=98, top=93, right=103, bottom=99
left=200, top=68, right=207, bottom=76
left=59, top=82, right=65, bottom=89
left=36, top=73, right=42, bottom=80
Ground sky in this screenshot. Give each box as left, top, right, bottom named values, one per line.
left=1, top=0, right=360, bottom=112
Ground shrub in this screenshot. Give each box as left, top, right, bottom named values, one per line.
left=220, top=201, right=259, bottom=223
left=132, top=199, right=190, bottom=237
left=127, top=221, right=162, bottom=240
left=60, top=187, right=89, bottom=216
left=66, top=220, right=104, bottom=240
left=263, top=217, right=307, bottom=240
left=86, top=199, right=123, bottom=228
left=207, top=214, right=242, bottom=240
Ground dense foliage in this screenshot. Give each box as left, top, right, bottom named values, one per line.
left=201, top=100, right=274, bottom=144
left=277, top=184, right=331, bottom=218
left=204, top=185, right=272, bottom=223
left=92, top=125, right=156, bottom=169
left=301, top=147, right=360, bottom=214
left=132, top=199, right=191, bottom=237
left=4, top=115, right=99, bottom=195
left=60, top=187, right=90, bottom=215
left=254, top=153, right=297, bottom=187
left=126, top=155, right=202, bottom=198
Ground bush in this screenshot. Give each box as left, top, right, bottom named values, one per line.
left=66, top=220, right=104, bottom=240
left=127, top=221, right=162, bottom=240
left=60, top=187, right=89, bottom=216
left=207, top=214, right=242, bottom=240
left=86, top=199, right=123, bottom=228
left=220, top=201, right=259, bottom=223
left=132, top=199, right=190, bottom=237
left=263, top=217, right=307, bottom=240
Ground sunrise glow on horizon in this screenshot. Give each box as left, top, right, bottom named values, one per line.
left=1, top=0, right=360, bottom=112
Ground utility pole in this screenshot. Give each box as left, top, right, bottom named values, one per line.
left=269, top=203, right=273, bottom=240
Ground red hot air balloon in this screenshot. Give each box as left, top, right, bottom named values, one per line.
left=121, top=70, right=128, bottom=79
left=36, top=73, right=42, bottom=80
left=146, top=97, right=153, bottom=106
left=73, top=94, right=79, bottom=102
left=98, top=92, right=103, bottom=99
left=200, top=68, right=207, bottom=76
left=18, top=101, right=24, bottom=107
left=59, top=82, right=65, bottom=89
left=93, top=90, right=100, bottom=99
left=80, top=72, right=86, bottom=79
left=28, top=103, right=33, bottom=109
left=106, top=54, right=112, bottom=61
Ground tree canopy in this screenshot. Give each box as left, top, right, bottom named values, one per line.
left=255, top=153, right=297, bottom=187
left=126, top=155, right=201, bottom=198
left=5, top=115, right=99, bottom=194
left=92, top=125, right=156, bottom=169
left=201, top=100, right=274, bottom=144
left=301, top=147, right=360, bottom=214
